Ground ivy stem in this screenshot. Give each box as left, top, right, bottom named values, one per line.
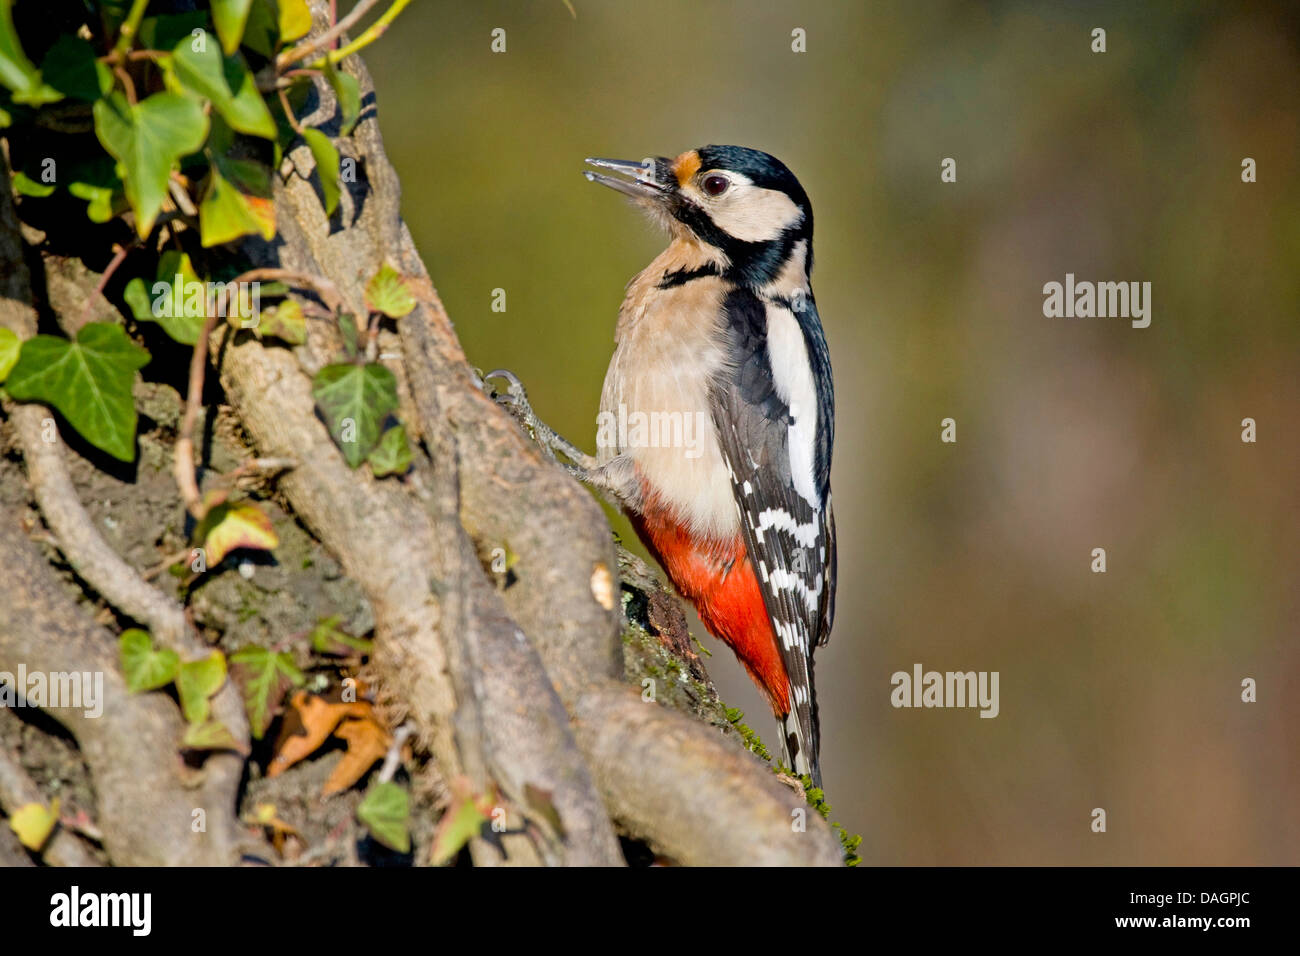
left=304, top=0, right=411, bottom=70
left=175, top=310, right=221, bottom=520
left=223, top=456, right=299, bottom=483
left=232, top=268, right=344, bottom=313
left=77, top=242, right=132, bottom=327
left=277, top=88, right=304, bottom=135
left=112, top=0, right=151, bottom=58
left=175, top=268, right=343, bottom=518
left=276, top=0, right=382, bottom=70
left=140, top=547, right=197, bottom=582
left=113, top=66, right=137, bottom=105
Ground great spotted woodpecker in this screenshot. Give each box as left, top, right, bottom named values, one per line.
left=491, top=146, right=835, bottom=786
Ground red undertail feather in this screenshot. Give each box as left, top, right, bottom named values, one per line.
left=629, top=486, right=791, bottom=717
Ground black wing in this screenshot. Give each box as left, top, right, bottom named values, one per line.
left=709, top=287, right=835, bottom=784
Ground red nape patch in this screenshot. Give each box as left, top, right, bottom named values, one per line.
left=629, top=496, right=791, bottom=716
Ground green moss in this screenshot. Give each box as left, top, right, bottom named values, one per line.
left=799, top=775, right=863, bottom=866
left=235, top=582, right=262, bottom=622
left=724, top=707, right=772, bottom=763
left=619, top=607, right=734, bottom=735
left=723, top=710, right=862, bottom=866
left=617, top=576, right=860, bottom=865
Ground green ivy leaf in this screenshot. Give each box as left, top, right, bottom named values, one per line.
left=357, top=781, right=410, bottom=854
left=10, top=170, right=53, bottom=197
left=93, top=91, right=208, bottom=239
left=177, top=652, right=227, bottom=725
left=241, top=0, right=280, bottom=59
left=337, top=312, right=359, bottom=360
left=311, top=362, right=398, bottom=468
left=278, top=0, right=313, bottom=43
left=199, top=158, right=276, bottom=247
left=168, top=41, right=275, bottom=139
left=119, top=628, right=180, bottom=694
left=123, top=250, right=207, bottom=345
left=67, top=157, right=123, bottom=224
left=252, top=280, right=290, bottom=298
left=0, top=0, right=62, bottom=105
left=368, top=423, right=411, bottom=478
left=40, top=35, right=110, bottom=102
left=309, top=615, right=374, bottom=655
left=324, top=60, right=360, bottom=135
left=211, top=0, right=255, bottom=55
left=0, top=327, right=18, bottom=382
left=5, top=323, right=149, bottom=462
left=138, top=12, right=210, bottom=51
left=182, top=719, right=242, bottom=752
left=67, top=181, right=115, bottom=222
left=253, top=298, right=306, bottom=345
left=365, top=264, right=415, bottom=319
left=194, top=499, right=279, bottom=565
left=301, top=128, right=340, bottom=217
left=121, top=280, right=150, bottom=321
left=230, top=645, right=304, bottom=739
left=429, top=793, right=487, bottom=865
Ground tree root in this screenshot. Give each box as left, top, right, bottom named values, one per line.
left=0, top=508, right=240, bottom=864
left=0, top=709, right=101, bottom=867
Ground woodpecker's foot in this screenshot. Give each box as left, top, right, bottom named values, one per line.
left=483, top=369, right=600, bottom=478
left=775, top=769, right=808, bottom=800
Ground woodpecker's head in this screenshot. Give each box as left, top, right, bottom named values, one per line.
left=584, top=145, right=813, bottom=285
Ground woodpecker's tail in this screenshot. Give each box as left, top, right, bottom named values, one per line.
left=780, top=688, right=822, bottom=789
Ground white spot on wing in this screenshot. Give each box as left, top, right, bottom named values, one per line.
left=764, top=303, right=820, bottom=507
left=768, top=568, right=823, bottom=611
left=757, top=507, right=820, bottom=547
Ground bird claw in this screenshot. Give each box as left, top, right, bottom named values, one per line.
left=482, top=374, right=623, bottom=507
left=483, top=368, right=561, bottom=461
left=483, top=368, right=536, bottom=430
left=483, top=368, right=526, bottom=406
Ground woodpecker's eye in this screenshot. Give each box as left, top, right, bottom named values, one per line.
left=702, top=174, right=730, bottom=197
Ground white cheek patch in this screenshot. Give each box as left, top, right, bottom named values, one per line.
left=708, top=184, right=804, bottom=244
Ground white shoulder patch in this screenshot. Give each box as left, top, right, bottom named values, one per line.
left=764, top=303, right=820, bottom=507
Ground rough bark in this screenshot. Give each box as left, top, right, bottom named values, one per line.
left=0, top=507, right=239, bottom=865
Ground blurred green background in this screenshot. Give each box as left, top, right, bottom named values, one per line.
left=369, top=0, right=1299, bottom=864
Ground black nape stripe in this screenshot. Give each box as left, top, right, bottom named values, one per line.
left=657, top=263, right=721, bottom=289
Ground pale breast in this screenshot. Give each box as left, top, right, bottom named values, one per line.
left=598, top=246, right=740, bottom=542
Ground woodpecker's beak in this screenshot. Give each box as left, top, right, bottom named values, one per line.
left=583, top=157, right=672, bottom=202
